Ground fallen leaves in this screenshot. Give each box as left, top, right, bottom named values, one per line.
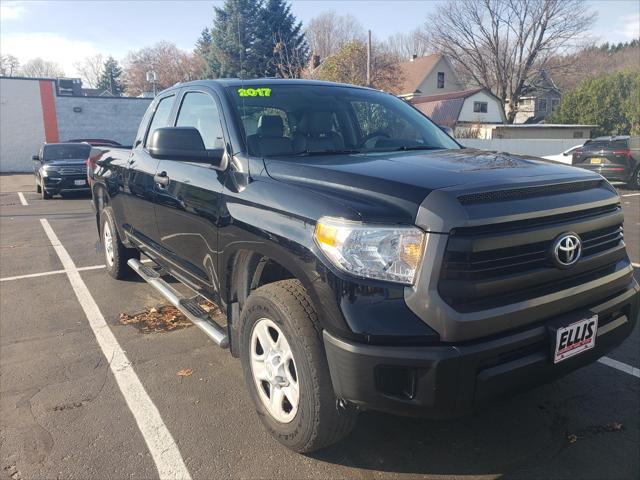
left=119, top=305, right=192, bottom=333
left=177, top=368, right=193, bottom=377
left=118, top=300, right=223, bottom=334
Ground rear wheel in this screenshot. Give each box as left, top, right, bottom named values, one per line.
left=240, top=279, right=357, bottom=452
left=101, top=206, right=139, bottom=279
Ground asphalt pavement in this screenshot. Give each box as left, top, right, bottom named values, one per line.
left=1, top=173, right=638, bottom=480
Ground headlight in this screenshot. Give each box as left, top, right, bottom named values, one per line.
left=314, top=217, right=425, bottom=285
left=42, top=166, right=59, bottom=176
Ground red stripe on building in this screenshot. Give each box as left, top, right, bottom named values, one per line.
left=39, top=80, right=59, bottom=143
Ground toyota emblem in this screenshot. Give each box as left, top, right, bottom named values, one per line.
left=552, top=233, right=582, bottom=268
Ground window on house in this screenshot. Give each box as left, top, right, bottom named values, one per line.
left=538, top=98, right=548, bottom=112
left=473, top=101, right=488, bottom=113
left=573, top=131, right=584, bottom=139
left=437, top=72, right=445, bottom=88
left=551, top=99, right=560, bottom=112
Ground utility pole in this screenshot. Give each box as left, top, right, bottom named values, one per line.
left=366, top=29, right=372, bottom=87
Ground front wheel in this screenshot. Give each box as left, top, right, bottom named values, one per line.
left=101, top=206, right=139, bottom=279
left=240, top=280, right=357, bottom=452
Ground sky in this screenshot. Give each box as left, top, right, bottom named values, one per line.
left=1, top=0, right=639, bottom=78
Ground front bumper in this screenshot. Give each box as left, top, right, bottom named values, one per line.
left=43, top=175, right=90, bottom=194
left=324, top=280, right=638, bottom=418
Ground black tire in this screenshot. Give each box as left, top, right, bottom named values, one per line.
left=36, top=178, right=41, bottom=193
left=41, top=187, right=52, bottom=199
left=100, top=206, right=139, bottom=279
left=240, top=279, right=357, bottom=453
left=628, top=166, right=640, bottom=190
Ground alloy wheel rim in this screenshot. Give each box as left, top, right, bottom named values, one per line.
left=250, top=318, right=299, bottom=423
left=104, top=222, right=114, bottom=267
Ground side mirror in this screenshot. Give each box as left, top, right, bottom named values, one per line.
left=32, top=154, right=40, bottom=161
left=148, top=127, right=226, bottom=169
left=439, top=125, right=454, bottom=137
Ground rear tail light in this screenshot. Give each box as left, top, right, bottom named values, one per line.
left=572, top=150, right=582, bottom=164
left=611, top=149, right=631, bottom=157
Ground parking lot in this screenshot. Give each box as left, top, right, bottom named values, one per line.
left=0, top=172, right=638, bottom=480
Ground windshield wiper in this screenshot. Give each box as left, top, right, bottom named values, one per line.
left=294, top=149, right=361, bottom=156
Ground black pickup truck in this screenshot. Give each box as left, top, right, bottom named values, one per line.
left=91, top=79, right=638, bottom=452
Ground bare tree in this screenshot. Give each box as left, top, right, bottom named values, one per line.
left=0, top=55, right=20, bottom=76
left=305, top=11, right=365, bottom=60
left=122, top=41, right=200, bottom=96
left=73, top=54, right=104, bottom=88
left=384, top=29, right=431, bottom=61
left=20, top=58, right=65, bottom=78
left=269, top=32, right=309, bottom=78
left=427, top=0, right=596, bottom=122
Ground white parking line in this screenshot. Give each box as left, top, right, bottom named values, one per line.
left=39, top=219, right=191, bottom=480
left=621, top=193, right=640, bottom=197
left=1, top=259, right=153, bottom=282
left=598, top=356, right=640, bottom=378
left=0, top=265, right=104, bottom=282
left=17, top=192, right=28, bottom=206
left=0, top=269, right=67, bottom=282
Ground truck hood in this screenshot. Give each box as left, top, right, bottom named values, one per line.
left=263, top=148, right=603, bottom=223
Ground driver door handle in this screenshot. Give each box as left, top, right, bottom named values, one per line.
left=154, top=171, right=169, bottom=187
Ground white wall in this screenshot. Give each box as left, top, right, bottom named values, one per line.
left=0, top=78, right=46, bottom=173
left=458, top=91, right=505, bottom=124
left=460, top=138, right=584, bottom=158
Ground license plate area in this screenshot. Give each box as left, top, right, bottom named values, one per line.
left=552, top=315, right=598, bottom=364
left=589, top=157, right=604, bottom=164
left=74, top=179, right=86, bottom=186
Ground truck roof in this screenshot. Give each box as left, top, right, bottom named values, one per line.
left=164, top=78, right=379, bottom=92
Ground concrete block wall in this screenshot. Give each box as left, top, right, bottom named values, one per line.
left=55, top=96, right=151, bottom=146
left=0, top=78, right=47, bottom=172
left=0, top=77, right=152, bottom=173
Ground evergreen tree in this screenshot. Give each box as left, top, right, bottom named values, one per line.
left=195, top=28, right=213, bottom=78
left=206, top=0, right=265, bottom=78
left=97, top=57, right=124, bottom=95
left=547, top=71, right=640, bottom=136
left=260, top=0, right=309, bottom=78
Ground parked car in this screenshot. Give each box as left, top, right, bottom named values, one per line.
left=91, top=79, right=638, bottom=452
left=572, top=136, right=640, bottom=188
left=542, top=144, right=583, bottom=164
left=33, top=142, right=92, bottom=199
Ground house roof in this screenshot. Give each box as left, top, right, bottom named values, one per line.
left=397, top=54, right=443, bottom=95
left=410, top=88, right=485, bottom=104
left=410, top=88, right=507, bottom=127
left=412, top=98, right=466, bottom=128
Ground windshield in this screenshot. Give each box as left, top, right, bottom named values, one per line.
left=42, top=144, right=91, bottom=161
left=226, top=84, right=459, bottom=157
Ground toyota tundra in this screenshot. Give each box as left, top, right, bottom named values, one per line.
left=90, top=79, right=639, bottom=452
